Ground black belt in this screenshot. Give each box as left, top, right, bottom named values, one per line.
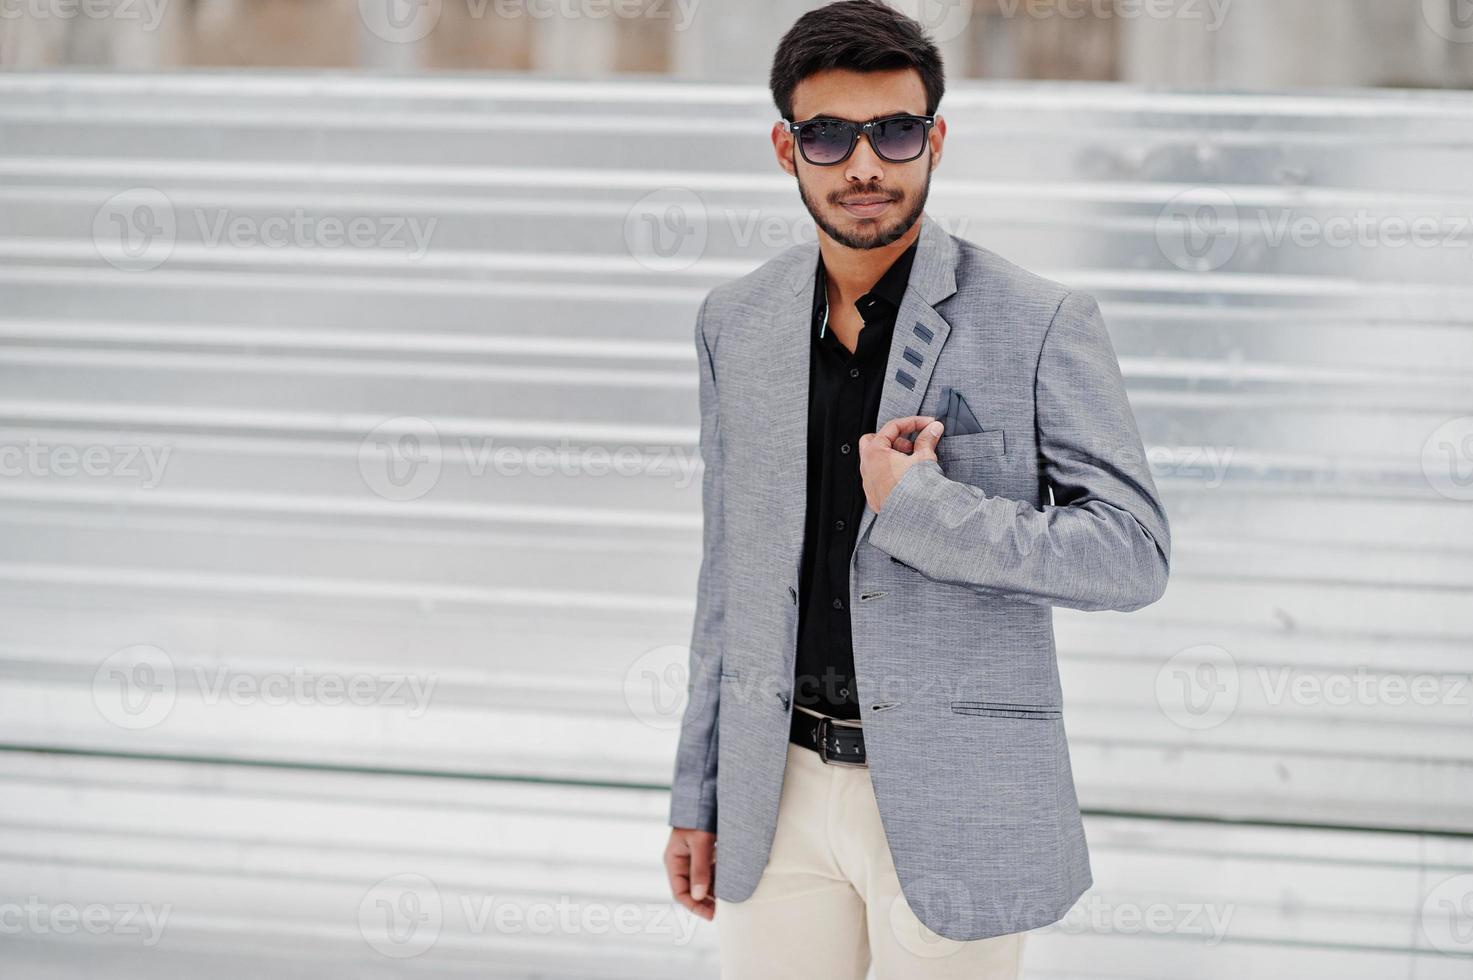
left=789, top=707, right=867, bottom=767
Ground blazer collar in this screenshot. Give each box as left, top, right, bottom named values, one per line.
left=766, top=211, right=960, bottom=573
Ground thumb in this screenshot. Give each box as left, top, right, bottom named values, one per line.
left=911, top=419, right=943, bottom=460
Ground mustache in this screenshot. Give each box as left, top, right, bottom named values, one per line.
left=834, top=190, right=901, bottom=203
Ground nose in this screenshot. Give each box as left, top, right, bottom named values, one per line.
left=844, top=131, right=885, bottom=183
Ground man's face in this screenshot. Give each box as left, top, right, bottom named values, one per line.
left=777, top=67, right=943, bottom=250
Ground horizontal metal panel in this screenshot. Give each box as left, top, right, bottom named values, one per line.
left=0, top=751, right=1469, bottom=979
left=0, top=72, right=1469, bottom=844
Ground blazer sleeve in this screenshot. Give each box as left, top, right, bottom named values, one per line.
left=866, top=290, right=1171, bottom=612
left=668, top=293, right=724, bottom=831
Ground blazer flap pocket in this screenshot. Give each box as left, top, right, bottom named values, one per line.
left=938, top=428, right=1005, bottom=460
left=951, top=700, right=1060, bottom=720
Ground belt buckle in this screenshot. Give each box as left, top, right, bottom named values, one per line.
left=814, top=715, right=867, bottom=768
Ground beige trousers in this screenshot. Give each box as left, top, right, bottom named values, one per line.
left=715, top=710, right=1028, bottom=980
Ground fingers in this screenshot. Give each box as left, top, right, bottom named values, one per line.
left=665, top=829, right=717, bottom=921
left=874, top=414, right=937, bottom=446
left=687, top=831, right=715, bottom=903
left=909, top=418, right=943, bottom=460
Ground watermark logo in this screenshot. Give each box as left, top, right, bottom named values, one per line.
left=1156, top=188, right=1240, bottom=273
left=1155, top=644, right=1238, bottom=730
left=92, top=644, right=177, bottom=731
left=1421, top=874, right=1473, bottom=954
left=0, top=437, right=172, bottom=488
left=0, top=897, right=172, bottom=946
left=1148, top=444, right=1235, bottom=489
left=359, top=0, right=702, bottom=42
left=991, top=0, right=1234, bottom=31
left=0, top=0, right=170, bottom=33
left=887, top=876, right=971, bottom=959
left=1422, top=416, right=1473, bottom=502
left=625, top=187, right=708, bottom=273
left=1423, top=0, right=1473, bottom=43
left=899, top=0, right=974, bottom=43
left=1047, top=895, right=1235, bottom=945
left=93, top=188, right=176, bottom=272
left=359, top=416, right=444, bottom=502
left=358, top=0, right=442, bottom=42
left=359, top=873, right=443, bottom=958
left=623, top=644, right=692, bottom=731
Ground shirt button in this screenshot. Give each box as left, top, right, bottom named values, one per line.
left=834, top=519, right=845, bottom=531
left=840, top=687, right=849, bottom=698
left=840, top=443, right=851, bottom=454
left=849, top=367, right=860, bottom=378
left=832, top=597, right=844, bottom=610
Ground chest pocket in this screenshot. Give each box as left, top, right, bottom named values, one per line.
left=936, top=428, right=1007, bottom=489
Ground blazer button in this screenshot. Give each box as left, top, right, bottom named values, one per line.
left=788, top=586, right=797, bottom=604
left=777, top=692, right=791, bottom=711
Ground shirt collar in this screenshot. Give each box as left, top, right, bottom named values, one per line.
left=812, top=237, right=920, bottom=328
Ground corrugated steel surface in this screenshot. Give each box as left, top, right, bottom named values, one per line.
left=0, top=72, right=1470, bottom=975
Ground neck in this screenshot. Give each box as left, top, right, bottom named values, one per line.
left=818, top=216, right=922, bottom=310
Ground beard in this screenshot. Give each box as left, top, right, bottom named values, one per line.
left=796, top=157, right=932, bottom=250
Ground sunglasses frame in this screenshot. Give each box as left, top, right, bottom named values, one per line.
left=782, top=112, right=937, bottom=166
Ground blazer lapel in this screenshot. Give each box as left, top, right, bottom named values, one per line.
left=858, top=214, right=958, bottom=542
left=763, top=211, right=961, bottom=577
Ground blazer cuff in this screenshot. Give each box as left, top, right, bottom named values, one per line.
left=668, top=788, right=717, bottom=833
left=868, top=458, right=949, bottom=565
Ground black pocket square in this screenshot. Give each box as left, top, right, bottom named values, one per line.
left=938, top=386, right=985, bottom=436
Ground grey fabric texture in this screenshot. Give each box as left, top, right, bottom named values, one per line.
left=667, top=212, right=1171, bottom=941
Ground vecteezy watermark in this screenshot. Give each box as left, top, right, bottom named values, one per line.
left=1255, top=666, right=1473, bottom=710
left=886, top=875, right=975, bottom=960
left=891, top=0, right=975, bottom=44
left=358, top=417, right=444, bottom=503
left=356, top=874, right=701, bottom=958
left=1045, top=895, right=1236, bottom=946
left=1155, top=644, right=1239, bottom=730
left=1156, top=187, right=1241, bottom=273
left=1147, top=444, right=1235, bottom=489
left=92, top=644, right=440, bottom=730
left=0, top=0, right=170, bottom=32
left=623, top=644, right=694, bottom=732
left=193, top=207, right=436, bottom=259
left=93, top=644, right=178, bottom=731
left=0, top=897, right=173, bottom=947
left=0, top=437, right=172, bottom=489
left=359, top=873, right=443, bottom=959
left=623, top=187, right=975, bottom=273
left=1422, top=416, right=1473, bottom=502
left=357, top=0, right=702, bottom=45
left=990, top=0, right=1234, bottom=31
left=91, top=189, right=438, bottom=272
left=1422, top=0, right=1473, bottom=44
left=190, top=665, right=438, bottom=718
left=356, top=416, right=705, bottom=502
left=625, top=187, right=708, bottom=273
left=1156, top=188, right=1473, bottom=273
left=1421, top=873, right=1473, bottom=955
left=92, top=188, right=176, bottom=272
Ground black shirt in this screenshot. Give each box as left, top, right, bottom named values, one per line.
left=793, top=239, right=919, bottom=720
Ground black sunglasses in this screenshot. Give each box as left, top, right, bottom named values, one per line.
left=783, top=113, right=936, bottom=166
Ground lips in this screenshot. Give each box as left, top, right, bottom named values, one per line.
left=839, top=196, right=896, bottom=217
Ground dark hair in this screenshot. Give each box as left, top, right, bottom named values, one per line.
left=769, top=0, right=945, bottom=121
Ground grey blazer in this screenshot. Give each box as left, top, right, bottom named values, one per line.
left=667, top=211, right=1171, bottom=942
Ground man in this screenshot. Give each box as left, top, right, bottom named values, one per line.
left=662, top=2, right=1170, bottom=977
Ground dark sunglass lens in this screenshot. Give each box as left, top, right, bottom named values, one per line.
left=800, top=119, right=853, bottom=164
left=874, top=117, right=926, bottom=161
